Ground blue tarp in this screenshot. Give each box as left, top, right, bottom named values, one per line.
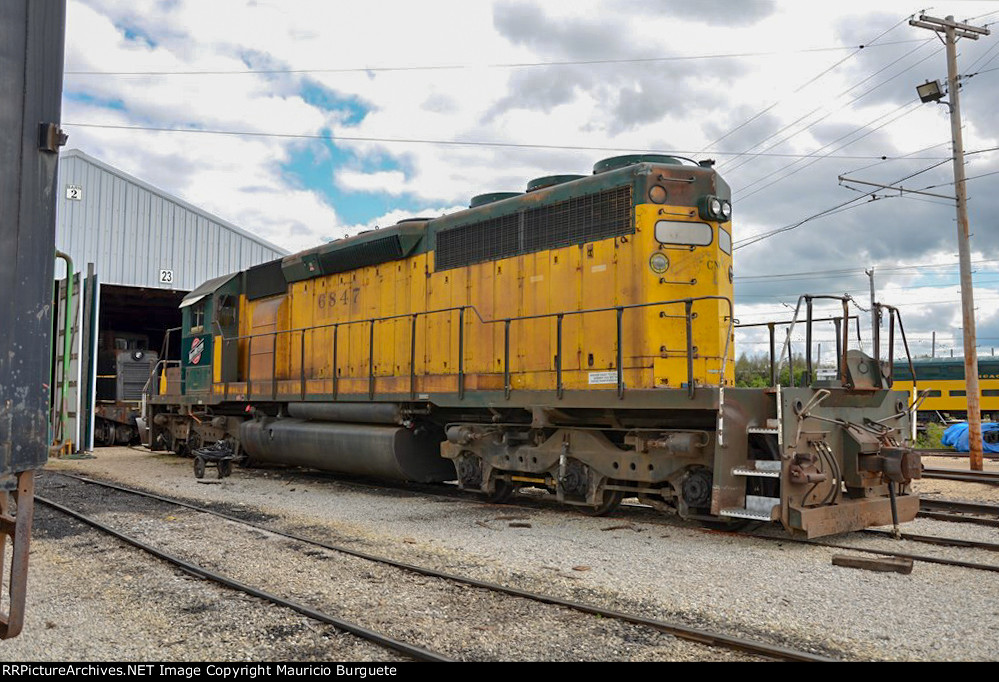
left=941, top=422, right=999, bottom=453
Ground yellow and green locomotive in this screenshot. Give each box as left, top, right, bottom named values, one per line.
left=145, top=154, right=921, bottom=538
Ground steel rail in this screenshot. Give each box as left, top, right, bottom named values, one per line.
left=919, top=498, right=999, bottom=515
left=805, top=537, right=999, bottom=573
left=918, top=511, right=999, bottom=528
left=915, top=449, right=999, bottom=461
left=35, top=494, right=452, bottom=663
left=46, top=472, right=835, bottom=663
left=921, top=468, right=999, bottom=485
left=862, top=529, right=999, bottom=552
left=918, top=498, right=999, bottom=528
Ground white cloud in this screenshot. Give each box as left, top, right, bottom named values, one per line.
left=63, top=0, right=999, bottom=353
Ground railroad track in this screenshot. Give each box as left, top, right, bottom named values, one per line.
left=39, top=471, right=833, bottom=663
left=36, top=494, right=451, bottom=662
left=921, top=467, right=999, bottom=485
left=919, top=498, right=999, bottom=528
left=915, top=449, right=999, bottom=461
left=286, top=472, right=999, bottom=574
left=168, top=465, right=999, bottom=572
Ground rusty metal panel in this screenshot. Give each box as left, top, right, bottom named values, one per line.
left=0, top=0, right=66, bottom=639
left=0, top=0, right=65, bottom=479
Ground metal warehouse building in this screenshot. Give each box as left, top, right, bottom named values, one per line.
left=53, top=149, right=288, bottom=453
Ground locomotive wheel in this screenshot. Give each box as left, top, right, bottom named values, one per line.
left=218, top=459, right=232, bottom=479
left=486, top=480, right=516, bottom=504
left=193, top=456, right=206, bottom=479
left=582, top=490, right=624, bottom=517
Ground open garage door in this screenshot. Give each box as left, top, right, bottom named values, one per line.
left=88, top=284, right=186, bottom=447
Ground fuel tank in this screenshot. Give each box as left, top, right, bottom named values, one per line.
left=239, top=419, right=455, bottom=482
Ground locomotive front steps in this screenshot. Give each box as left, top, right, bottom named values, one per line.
left=732, top=460, right=781, bottom=478
left=719, top=495, right=781, bottom=521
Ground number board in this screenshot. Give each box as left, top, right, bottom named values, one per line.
left=159, top=269, right=175, bottom=285
left=66, top=185, right=83, bottom=201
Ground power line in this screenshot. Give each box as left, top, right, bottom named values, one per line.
left=701, top=14, right=917, bottom=155
left=61, top=121, right=953, bottom=160
left=62, top=39, right=933, bottom=77
left=733, top=195, right=889, bottom=250
left=733, top=147, right=999, bottom=251
left=730, top=39, right=947, bottom=200
left=736, top=257, right=999, bottom=283
left=719, top=37, right=938, bottom=174
left=733, top=98, right=924, bottom=200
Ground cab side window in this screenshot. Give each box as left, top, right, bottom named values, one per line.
left=190, top=302, right=206, bottom=334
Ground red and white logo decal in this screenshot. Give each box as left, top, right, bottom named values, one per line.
left=189, top=337, right=205, bottom=365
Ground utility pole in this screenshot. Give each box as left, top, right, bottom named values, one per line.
left=910, top=14, right=990, bottom=471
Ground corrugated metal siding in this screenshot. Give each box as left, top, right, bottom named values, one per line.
left=54, top=151, right=287, bottom=290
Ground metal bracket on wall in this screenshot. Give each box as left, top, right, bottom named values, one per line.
left=0, top=470, right=35, bottom=639
left=37, top=123, right=67, bottom=153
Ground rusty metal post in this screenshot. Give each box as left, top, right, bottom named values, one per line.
left=271, top=331, right=278, bottom=400
left=332, top=325, right=339, bottom=400
left=768, top=323, right=776, bottom=387
left=840, top=298, right=850, bottom=386
left=805, top=297, right=814, bottom=387
left=0, top=471, right=35, bottom=639
left=300, top=330, right=306, bottom=401
left=410, top=315, right=418, bottom=400
left=504, top=320, right=512, bottom=400
left=888, top=310, right=896, bottom=385
left=685, top=300, right=695, bottom=400
left=247, top=335, right=253, bottom=398
left=368, top=320, right=376, bottom=400
left=457, top=308, right=465, bottom=400
left=616, top=307, right=625, bottom=399
left=833, top=317, right=843, bottom=380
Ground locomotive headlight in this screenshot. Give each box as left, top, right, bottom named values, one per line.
left=648, top=185, right=668, bottom=204
left=649, top=253, right=670, bottom=274
left=699, top=195, right=728, bottom=221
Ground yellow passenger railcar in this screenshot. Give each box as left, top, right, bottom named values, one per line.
left=892, top=358, right=999, bottom=420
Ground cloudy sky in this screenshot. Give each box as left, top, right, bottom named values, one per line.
left=61, top=0, right=999, bottom=362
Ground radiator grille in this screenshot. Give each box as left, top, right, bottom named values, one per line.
left=120, top=362, right=152, bottom=401
left=435, top=185, right=633, bottom=271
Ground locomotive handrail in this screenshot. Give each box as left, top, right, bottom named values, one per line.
left=874, top=302, right=918, bottom=396
left=736, top=316, right=859, bottom=387
left=143, top=359, right=182, bottom=398
left=210, top=295, right=734, bottom=402
left=776, top=295, right=853, bottom=388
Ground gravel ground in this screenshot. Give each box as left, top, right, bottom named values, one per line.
left=21, top=474, right=762, bottom=663
left=3, top=447, right=998, bottom=661
left=914, top=455, right=999, bottom=504
left=1, top=508, right=403, bottom=662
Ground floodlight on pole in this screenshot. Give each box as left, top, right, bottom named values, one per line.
left=916, top=79, right=944, bottom=103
